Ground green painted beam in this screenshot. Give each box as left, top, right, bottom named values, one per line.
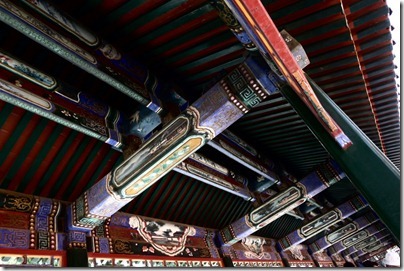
left=278, top=75, right=400, bottom=243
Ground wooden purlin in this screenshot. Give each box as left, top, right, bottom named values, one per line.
left=223, top=0, right=352, bottom=149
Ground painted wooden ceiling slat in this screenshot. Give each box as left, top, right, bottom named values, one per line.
left=125, top=0, right=209, bottom=41
left=159, top=35, right=238, bottom=68
left=190, top=186, right=217, bottom=227
left=184, top=57, right=243, bottom=82
left=148, top=172, right=180, bottom=219
left=0, top=110, right=33, bottom=189
left=172, top=180, right=201, bottom=223
left=177, top=46, right=243, bottom=74
left=182, top=182, right=211, bottom=226
left=194, top=188, right=224, bottom=228
left=131, top=8, right=217, bottom=50
left=163, top=174, right=194, bottom=222
left=97, top=0, right=160, bottom=32
left=142, top=175, right=173, bottom=217
left=66, top=140, right=106, bottom=201
left=7, top=117, right=53, bottom=191
left=83, top=149, right=121, bottom=192
left=145, top=21, right=228, bottom=61
left=39, top=131, right=84, bottom=198
left=25, top=125, right=72, bottom=196
left=0, top=106, right=25, bottom=152
left=72, top=143, right=115, bottom=197
left=54, top=137, right=97, bottom=199
left=214, top=193, right=240, bottom=228
left=277, top=6, right=343, bottom=37
left=130, top=172, right=182, bottom=217
left=110, top=0, right=198, bottom=44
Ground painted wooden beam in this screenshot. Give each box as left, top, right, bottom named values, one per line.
left=207, top=130, right=280, bottom=190
left=0, top=49, right=129, bottom=148
left=0, top=1, right=145, bottom=106
left=277, top=195, right=368, bottom=251
left=66, top=54, right=279, bottom=230
left=0, top=0, right=188, bottom=117
left=173, top=152, right=254, bottom=201
left=0, top=189, right=64, bottom=251
left=1, top=0, right=296, bottom=199
left=341, top=229, right=391, bottom=257
left=214, top=0, right=400, bottom=243
left=216, top=159, right=347, bottom=247
left=281, top=76, right=400, bottom=242
left=356, top=242, right=394, bottom=263
left=330, top=253, right=348, bottom=267
left=0, top=78, right=114, bottom=147
left=308, top=211, right=380, bottom=253
left=108, top=212, right=221, bottom=259
left=222, top=0, right=352, bottom=149
left=354, top=237, right=393, bottom=260
left=211, top=1, right=311, bottom=70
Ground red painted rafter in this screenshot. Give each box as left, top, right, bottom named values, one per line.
left=0, top=115, right=41, bottom=189
left=69, top=143, right=114, bottom=201
left=103, top=0, right=168, bottom=37
left=130, top=0, right=207, bottom=38
left=148, top=172, right=179, bottom=218
left=40, top=132, right=86, bottom=198
left=225, top=0, right=352, bottom=149
left=0, top=107, right=25, bottom=151
left=23, top=127, right=73, bottom=196
left=271, top=0, right=340, bottom=27
left=147, top=11, right=218, bottom=48
left=150, top=25, right=231, bottom=63
left=59, top=138, right=98, bottom=201
left=6, top=117, right=52, bottom=192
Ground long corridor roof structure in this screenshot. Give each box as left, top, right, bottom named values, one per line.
left=0, top=0, right=400, bottom=254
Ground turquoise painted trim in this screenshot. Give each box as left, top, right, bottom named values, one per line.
left=0, top=6, right=150, bottom=106
left=0, top=91, right=108, bottom=143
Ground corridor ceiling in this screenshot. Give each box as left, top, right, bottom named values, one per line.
left=0, top=0, right=400, bottom=243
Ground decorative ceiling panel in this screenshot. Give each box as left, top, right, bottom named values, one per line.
left=0, top=0, right=399, bottom=242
